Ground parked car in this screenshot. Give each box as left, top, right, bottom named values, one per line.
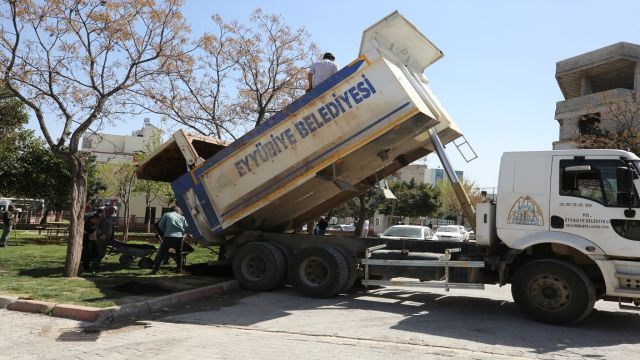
left=379, top=225, right=437, bottom=241
left=325, top=224, right=356, bottom=235
left=467, top=229, right=476, bottom=240
left=434, top=225, right=466, bottom=242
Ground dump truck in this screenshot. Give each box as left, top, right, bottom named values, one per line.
left=137, top=12, right=640, bottom=324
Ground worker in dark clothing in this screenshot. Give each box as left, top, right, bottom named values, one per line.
left=81, top=213, right=100, bottom=272
left=151, top=206, right=189, bottom=274
left=0, top=205, right=15, bottom=247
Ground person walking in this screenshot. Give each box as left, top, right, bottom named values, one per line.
left=307, top=52, right=338, bottom=91
left=0, top=205, right=15, bottom=247
left=151, top=206, right=189, bottom=274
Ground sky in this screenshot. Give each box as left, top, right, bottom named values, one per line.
left=25, top=0, right=640, bottom=189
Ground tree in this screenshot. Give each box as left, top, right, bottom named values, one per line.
left=138, top=14, right=241, bottom=139
left=1, top=0, right=190, bottom=277
left=437, top=179, right=482, bottom=224
left=0, top=129, right=72, bottom=212
left=140, top=9, right=319, bottom=139
left=133, top=134, right=173, bottom=233
left=96, top=162, right=137, bottom=242
left=0, top=85, right=28, bottom=139
left=233, top=9, right=318, bottom=127
left=377, top=179, right=441, bottom=219
left=576, top=91, right=640, bottom=154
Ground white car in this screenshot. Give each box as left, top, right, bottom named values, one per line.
left=379, top=225, right=437, bottom=241
left=434, top=225, right=466, bottom=242
left=325, top=224, right=356, bottom=235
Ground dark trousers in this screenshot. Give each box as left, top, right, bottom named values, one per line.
left=153, top=236, right=183, bottom=271
left=81, top=239, right=96, bottom=270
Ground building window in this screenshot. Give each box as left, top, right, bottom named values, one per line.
left=578, top=113, right=601, bottom=136
left=83, top=138, right=93, bottom=149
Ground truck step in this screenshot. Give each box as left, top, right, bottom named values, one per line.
left=614, top=287, right=640, bottom=295
left=361, top=279, right=485, bottom=290
left=361, top=258, right=485, bottom=268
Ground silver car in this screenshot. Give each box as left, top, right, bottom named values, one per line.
left=434, top=225, right=466, bottom=242
left=379, top=225, right=437, bottom=241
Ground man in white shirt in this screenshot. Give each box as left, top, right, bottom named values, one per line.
left=307, top=52, right=338, bottom=91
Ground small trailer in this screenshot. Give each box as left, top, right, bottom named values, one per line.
left=138, top=12, right=640, bottom=324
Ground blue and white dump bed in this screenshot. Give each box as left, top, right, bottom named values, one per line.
left=137, top=12, right=464, bottom=244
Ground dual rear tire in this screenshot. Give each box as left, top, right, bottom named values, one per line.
left=233, top=242, right=357, bottom=297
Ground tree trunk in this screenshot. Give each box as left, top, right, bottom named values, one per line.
left=123, top=202, right=130, bottom=242
left=64, top=162, right=88, bottom=278
left=145, top=205, right=152, bottom=233
left=355, top=194, right=367, bottom=236
left=40, top=208, right=50, bottom=225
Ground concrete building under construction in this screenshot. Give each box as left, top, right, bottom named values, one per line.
left=554, top=42, right=640, bottom=149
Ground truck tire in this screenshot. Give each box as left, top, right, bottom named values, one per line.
left=289, top=245, right=349, bottom=298
left=233, top=242, right=286, bottom=292
left=334, top=246, right=358, bottom=293
left=511, top=259, right=596, bottom=325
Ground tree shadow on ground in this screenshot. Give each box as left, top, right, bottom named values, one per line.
left=17, top=262, right=230, bottom=307
left=151, top=286, right=640, bottom=357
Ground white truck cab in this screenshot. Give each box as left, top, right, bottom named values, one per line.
left=477, top=149, right=640, bottom=323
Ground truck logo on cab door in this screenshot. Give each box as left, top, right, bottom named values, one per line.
left=508, top=196, right=544, bottom=226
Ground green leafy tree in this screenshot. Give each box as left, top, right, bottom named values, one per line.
left=0, top=86, right=28, bottom=139
left=97, top=162, right=138, bottom=242
left=377, top=179, right=441, bottom=219
left=133, top=134, right=173, bottom=233
left=437, top=179, right=482, bottom=224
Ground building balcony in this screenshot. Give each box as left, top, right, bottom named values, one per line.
left=555, top=88, right=637, bottom=120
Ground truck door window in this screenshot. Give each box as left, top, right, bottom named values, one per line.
left=559, top=159, right=638, bottom=207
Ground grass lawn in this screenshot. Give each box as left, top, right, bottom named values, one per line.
left=0, top=231, right=226, bottom=308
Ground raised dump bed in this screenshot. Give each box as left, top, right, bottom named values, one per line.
left=137, top=11, right=464, bottom=244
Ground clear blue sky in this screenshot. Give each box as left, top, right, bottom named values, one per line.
left=27, top=0, right=640, bottom=189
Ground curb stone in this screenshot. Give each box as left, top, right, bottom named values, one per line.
left=7, top=299, right=54, bottom=314
left=0, top=279, right=238, bottom=323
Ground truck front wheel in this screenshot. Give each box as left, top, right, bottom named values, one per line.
left=511, top=259, right=596, bottom=325
left=233, top=242, right=286, bottom=292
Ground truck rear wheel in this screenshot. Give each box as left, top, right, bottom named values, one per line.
left=335, top=246, right=358, bottom=293
left=290, top=245, right=349, bottom=298
left=511, top=259, right=596, bottom=325
left=233, top=242, right=286, bottom=292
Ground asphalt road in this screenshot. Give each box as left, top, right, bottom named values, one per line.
left=1, top=284, right=639, bottom=359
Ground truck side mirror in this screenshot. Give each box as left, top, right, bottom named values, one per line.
left=617, top=167, right=635, bottom=207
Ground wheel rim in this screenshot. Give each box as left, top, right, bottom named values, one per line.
left=299, top=256, right=329, bottom=287
left=528, top=274, right=571, bottom=310
left=241, top=253, right=267, bottom=281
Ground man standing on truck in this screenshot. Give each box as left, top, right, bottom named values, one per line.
left=151, top=206, right=189, bottom=274
left=307, top=52, right=338, bottom=91
left=0, top=205, right=15, bottom=247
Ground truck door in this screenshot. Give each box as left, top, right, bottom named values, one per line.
left=550, top=155, right=640, bottom=258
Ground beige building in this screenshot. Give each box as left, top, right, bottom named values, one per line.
left=554, top=42, right=640, bottom=149
left=81, top=119, right=172, bottom=226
